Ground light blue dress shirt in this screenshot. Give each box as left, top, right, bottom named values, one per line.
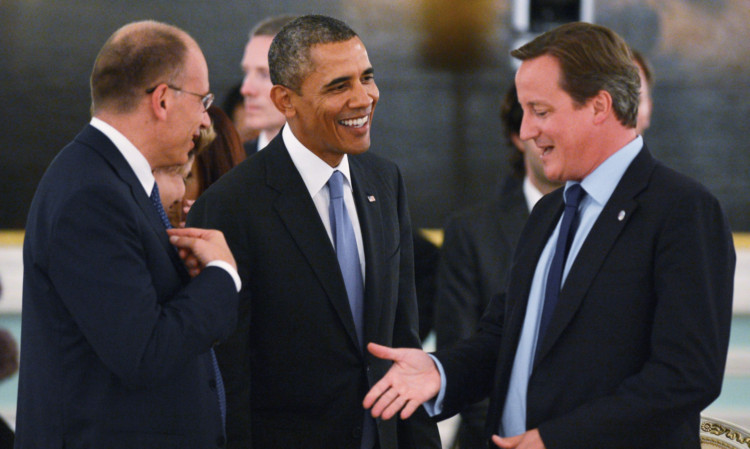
left=426, top=136, right=644, bottom=437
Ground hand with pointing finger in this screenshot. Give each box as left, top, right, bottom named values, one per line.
left=362, top=342, right=442, bottom=420
left=167, top=227, right=237, bottom=277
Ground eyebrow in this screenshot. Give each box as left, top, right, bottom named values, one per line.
left=322, top=67, right=374, bottom=89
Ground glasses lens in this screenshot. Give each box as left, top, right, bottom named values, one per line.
left=202, top=93, right=214, bottom=111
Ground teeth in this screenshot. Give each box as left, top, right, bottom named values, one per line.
left=340, top=116, right=368, bottom=127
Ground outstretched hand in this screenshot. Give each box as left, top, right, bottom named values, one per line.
left=167, top=227, right=236, bottom=277
left=362, top=342, right=441, bottom=420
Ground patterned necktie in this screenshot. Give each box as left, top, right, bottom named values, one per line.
left=327, top=171, right=376, bottom=449
left=150, top=183, right=227, bottom=431
left=536, top=184, right=585, bottom=359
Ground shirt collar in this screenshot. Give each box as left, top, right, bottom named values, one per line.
left=570, top=135, right=643, bottom=206
left=90, top=117, right=154, bottom=196
left=257, top=130, right=272, bottom=152
left=522, top=176, right=545, bottom=212
left=282, top=125, right=353, bottom=197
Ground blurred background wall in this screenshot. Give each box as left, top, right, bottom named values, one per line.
left=1, top=0, right=749, bottom=231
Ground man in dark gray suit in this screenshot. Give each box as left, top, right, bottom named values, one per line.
left=188, top=14, right=440, bottom=449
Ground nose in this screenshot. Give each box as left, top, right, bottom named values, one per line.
left=518, top=114, right=537, bottom=141
left=349, top=81, right=377, bottom=110
left=240, top=73, right=256, bottom=98
left=200, top=109, right=211, bottom=128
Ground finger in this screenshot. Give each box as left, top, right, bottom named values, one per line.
left=492, top=434, right=522, bottom=449
left=169, top=234, right=198, bottom=250
left=367, top=342, right=399, bottom=361
left=380, top=393, right=408, bottom=420
left=370, top=388, right=399, bottom=419
left=167, top=227, right=211, bottom=239
left=399, top=399, right=421, bottom=420
left=363, top=378, right=393, bottom=410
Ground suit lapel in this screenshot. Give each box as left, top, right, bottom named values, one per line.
left=486, top=192, right=562, bottom=429
left=349, top=157, right=383, bottom=347
left=533, top=147, right=657, bottom=365
left=265, top=139, right=362, bottom=351
left=78, top=125, right=190, bottom=282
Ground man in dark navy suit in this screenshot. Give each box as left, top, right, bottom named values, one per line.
left=16, top=20, right=240, bottom=449
left=364, top=22, right=735, bottom=449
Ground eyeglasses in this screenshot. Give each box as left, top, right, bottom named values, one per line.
left=145, top=84, right=214, bottom=111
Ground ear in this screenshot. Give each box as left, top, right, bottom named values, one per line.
left=510, top=133, right=526, bottom=153
left=148, top=84, right=170, bottom=121
left=590, top=89, right=613, bottom=125
left=270, top=85, right=296, bottom=119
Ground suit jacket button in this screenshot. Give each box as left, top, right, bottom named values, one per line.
left=217, top=435, right=226, bottom=447
left=352, top=426, right=362, bottom=438
left=209, top=379, right=217, bottom=391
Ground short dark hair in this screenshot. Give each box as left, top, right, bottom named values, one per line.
left=511, top=22, right=640, bottom=128
left=250, top=15, right=296, bottom=38
left=268, top=15, right=357, bottom=93
left=499, top=84, right=525, bottom=178
left=90, top=21, right=191, bottom=114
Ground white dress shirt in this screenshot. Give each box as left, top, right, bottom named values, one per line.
left=89, top=117, right=241, bottom=292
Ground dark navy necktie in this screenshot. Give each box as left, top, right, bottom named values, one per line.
left=150, top=183, right=227, bottom=431
left=327, top=171, right=375, bottom=449
left=536, top=184, right=585, bottom=359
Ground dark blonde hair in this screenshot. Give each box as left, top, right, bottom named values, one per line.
left=511, top=22, right=640, bottom=128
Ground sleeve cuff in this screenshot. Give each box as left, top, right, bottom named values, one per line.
left=422, top=353, right=447, bottom=417
left=206, top=260, right=242, bottom=292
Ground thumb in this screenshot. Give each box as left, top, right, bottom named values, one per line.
left=367, top=342, right=399, bottom=362
left=492, top=434, right=522, bottom=448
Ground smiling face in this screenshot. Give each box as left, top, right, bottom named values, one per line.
left=279, top=37, right=379, bottom=167
left=516, top=54, right=607, bottom=182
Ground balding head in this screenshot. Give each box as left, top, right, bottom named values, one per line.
left=90, top=20, right=196, bottom=115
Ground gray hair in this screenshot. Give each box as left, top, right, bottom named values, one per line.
left=268, top=15, right=357, bottom=94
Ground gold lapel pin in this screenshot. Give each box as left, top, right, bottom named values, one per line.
left=367, top=195, right=376, bottom=203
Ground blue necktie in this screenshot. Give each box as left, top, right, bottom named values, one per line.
left=536, top=184, right=585, bottom=359
left=327, top=171, right=375, bottom=449
left=150, top=183, right=227, bottom=431
left=327, top=171, right=365, bottom=347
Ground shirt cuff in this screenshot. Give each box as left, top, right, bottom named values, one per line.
left=206, top=260, right=242, bottom=292
left=422, top=354, right=447, bottom=417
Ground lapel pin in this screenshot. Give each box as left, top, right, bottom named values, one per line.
left=367, top=195, right=376, bottom=203
left=618, top=210, right=626, bottom=221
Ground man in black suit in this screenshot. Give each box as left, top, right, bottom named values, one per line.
left=188, top=15, right=440, bottom=449
left=16, top=21, right=240, bottom=448
left=364, top=22, right=735, bottom=449
left=434, top=84, right=562, bottom=449
left=239, top=15, right=295, bottom=157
